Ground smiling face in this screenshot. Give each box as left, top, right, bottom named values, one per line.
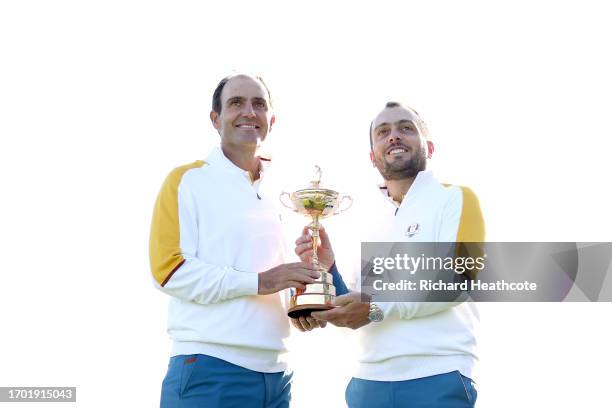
left=210, top=75, right=275, bottom=151
left=369, top=105, right=432, bottom=180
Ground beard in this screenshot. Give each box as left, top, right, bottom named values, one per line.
left=374, top=146, right=427, bottom=180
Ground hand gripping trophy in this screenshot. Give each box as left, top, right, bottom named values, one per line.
left=280, top=166, right=352, bottom=318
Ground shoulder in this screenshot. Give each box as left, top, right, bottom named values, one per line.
left=161, top=160, right=208, bottom=191
left=169, top=160, right=208, bottom=179
left=440, top=183, right=480, bottom=204
left=170, top=160, right=208, bottom=177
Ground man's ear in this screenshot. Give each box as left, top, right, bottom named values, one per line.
left=370, top=151, right=376, bottom=167
left=269, top=114, right=276, bottom=132
left=210, top=110, right=221, bottom=131
left=427, top=141, right=435, bottom=159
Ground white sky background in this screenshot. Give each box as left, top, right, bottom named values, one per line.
left=1, top=0, right=611, bottom=407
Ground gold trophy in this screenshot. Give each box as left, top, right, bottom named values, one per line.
left=280, top=166, right=352, bottom=318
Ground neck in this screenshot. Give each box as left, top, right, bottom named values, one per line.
left=221, top=144, right=261, bottom=180
left=385, top=177, right=416, bottom=203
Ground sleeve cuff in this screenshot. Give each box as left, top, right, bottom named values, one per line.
left=226, top=267, right=259, bottom=297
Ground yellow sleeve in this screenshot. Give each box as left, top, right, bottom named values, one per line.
left=456, top=186, right=485, bottom=242
left=149, top=161, right=205, bottom=286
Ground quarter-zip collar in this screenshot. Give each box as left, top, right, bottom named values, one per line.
left=206, top=146, right=271, bottom=186
left=206, top=147, right=273, bottom=198
left=378, top=170, right=435, bottom=211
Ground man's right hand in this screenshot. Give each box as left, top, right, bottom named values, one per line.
left=258, top=262, right=320, bottom=295
left=291, top=316, right=327, bottom=332
left=294, top=226, right=335, bottom=270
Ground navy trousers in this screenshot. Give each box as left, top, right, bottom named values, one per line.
left=346, top=371, right=477, bottom=408
left=160, top=354, right=291, bottom=408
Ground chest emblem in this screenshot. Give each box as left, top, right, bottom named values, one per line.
left=405, top=223, right=420, bottom=237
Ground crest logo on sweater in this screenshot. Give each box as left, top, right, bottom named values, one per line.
left=405, top=223, right=420, bottom=238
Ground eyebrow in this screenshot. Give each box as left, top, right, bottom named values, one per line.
left=225, top=96, right=268, bottom=105
left=374, top=119, right=416, bottom=131
left=396, top=119, right=416, bottom=127
left=225, top=96, right=244, bottom=103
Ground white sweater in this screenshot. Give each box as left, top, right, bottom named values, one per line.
left=149, top=147, right=289, bottom=373
left=336, top=170, right=485, bottom=381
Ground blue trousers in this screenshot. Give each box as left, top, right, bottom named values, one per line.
left=346, top=371, right=477, bottom=408
left=160, top=354, right=291, bottom=408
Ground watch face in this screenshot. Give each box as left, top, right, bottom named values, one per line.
left=369, top=304, right=384, bottom=322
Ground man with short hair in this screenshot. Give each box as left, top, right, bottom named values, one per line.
left=295, top=102, right=485, bottom=407
left=150, top=73, right=330, bottom=407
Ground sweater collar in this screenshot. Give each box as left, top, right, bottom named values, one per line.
left=206, top=146, right=271, bottom=182
left=378, top=170, right=435, bottom=207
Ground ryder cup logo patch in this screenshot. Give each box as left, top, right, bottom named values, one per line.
left=405, top=223, right=420, bottom=237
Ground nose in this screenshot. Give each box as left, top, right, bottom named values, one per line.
left=241, top=102, right=256, bottom=118
left=387, top=130, right=401, bottom=143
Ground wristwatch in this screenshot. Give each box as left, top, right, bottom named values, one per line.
left=368, top=302, right=384, bottom=322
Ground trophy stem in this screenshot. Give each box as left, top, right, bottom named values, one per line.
left=309, top=215, right=324, bottom=270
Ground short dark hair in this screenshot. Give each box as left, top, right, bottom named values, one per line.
left=369, top=101, right=427, bottom=149
left=211, top=74, right=273, bottom=114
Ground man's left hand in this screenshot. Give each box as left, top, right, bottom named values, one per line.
left=311, top=293, right=370, bottom=330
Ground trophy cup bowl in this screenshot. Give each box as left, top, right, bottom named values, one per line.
left=280, top=166, right=352, bottom=318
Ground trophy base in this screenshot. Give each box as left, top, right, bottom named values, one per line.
left=287, top=304, right=334, bottom=318
left=288, top=293, right=334, bottom=318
